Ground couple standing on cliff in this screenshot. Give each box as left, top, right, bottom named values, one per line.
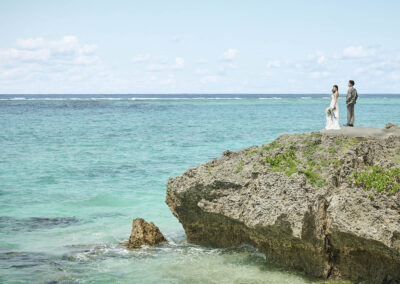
left=325, top=80, right=358, bottom=130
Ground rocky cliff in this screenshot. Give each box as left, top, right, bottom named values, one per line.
left=166, top=124, right=400, bottom=283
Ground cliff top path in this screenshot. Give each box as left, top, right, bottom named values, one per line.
left=321, top=123, right=400, bottom=138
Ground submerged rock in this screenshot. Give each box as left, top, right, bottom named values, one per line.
left=124, top=218, right=167, bottom=249
left=166, top=124, right=400, bottom=283
left=0, top=216, right=79, bottom=232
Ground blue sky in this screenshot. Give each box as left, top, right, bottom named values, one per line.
left=0, top=0, right=399, bottom=94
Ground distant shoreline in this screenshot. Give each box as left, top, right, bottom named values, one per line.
left=1, top=93, right=400, bottom=100
left=1, top=93, right=400, bottom=97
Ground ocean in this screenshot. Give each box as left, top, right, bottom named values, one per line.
left=1, top=94, right=399, bottom=283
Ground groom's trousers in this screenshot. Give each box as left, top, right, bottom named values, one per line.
left=347, top=104, right=355, bottom=125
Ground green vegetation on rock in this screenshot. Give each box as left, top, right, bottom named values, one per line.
left=354, top=166, right=400, bottom=195
left=329, top=158, right=343, bottom=169
left=302, top=136, right=323, bottom=157
left=260, top=147, right=329, bottom=186
left=246, top=149, right=259, bottom=156
left=395, top=149, right=400, bottom=163
left=264, top=149, right=299, bottom=176
left=368, top=193, right=375, bottom=200
left=303, top=169, right=326, bottom=187
left=328, top=146, right=337, bottom=154
left=235, top=159, right=244, bottom=173
left=235, top=166, right=243, bottom=173
left=167, top=125, right=400, bottom=283
left=335, top=137, right=360, bottom=150
left=262, top=141, right=280, bottom=152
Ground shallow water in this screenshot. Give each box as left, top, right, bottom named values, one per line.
left=1, top=94, right=399, bottom=283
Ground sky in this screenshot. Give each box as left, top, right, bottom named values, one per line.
left=0, top=0, right=400, bottom=94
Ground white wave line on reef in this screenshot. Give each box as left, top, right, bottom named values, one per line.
left=1, top=96, right=389, bottom=101
left=0, top=97, right=248, bottom=101
left=258, top=97, right=282, bottom=100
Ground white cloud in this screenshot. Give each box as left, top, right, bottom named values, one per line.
left=343, top=46, right=376, bottom=58
left=146, top=57, right=185, bottom=71
left=218, top=62, right=236, bottom=75
left=2, top=36, right=400, bottom=94
left=317, top=55, right=326, bottom=64
left=171, top=35, right=182, bottom=42
left=132, top=54, right=151, bottom=63
left=146, top=63, right=166, bottom=71
left=200, top=75, right=219, bottom=84
left=172, top=57, right=185, bottom=69
left=50, top=36, right=80, bottom=55
left=0, top=47, right=51, bottom=61
left=266, top=60, right=280, bottom=68
left=262, top=71, right=273, bottom=77
left=0, top=36, right=99, bottom=66
left=82, top=44, right=97, bottom=54
left=0, top=36, right=105, bottom=92
left=307, top=52, right=327, bottom=65
left=218, top=66, right=226, bottom=75
left=1, top=67, right=30, bottom=79
left=295, top=52, right=332, bottom=80
left=221, top=48, right=239, bottom=61
left=195, top=68, right=208, bottom=75
left=310, top=71, right=330, bottom=78
left=389, top=73, right=400, bottom=80
left=16, top=37, right=45, bottom=49
left=159, top=74, right=175, bottom=85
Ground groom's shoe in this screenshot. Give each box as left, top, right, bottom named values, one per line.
left=343, top=123, right=351, bottom=127
left=349, top=124, right=354, bottom=127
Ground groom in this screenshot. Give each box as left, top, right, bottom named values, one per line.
left=345, top=80, right=358, bottom=127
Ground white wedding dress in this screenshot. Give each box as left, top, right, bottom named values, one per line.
left=325, top=93, right=340, bottom=130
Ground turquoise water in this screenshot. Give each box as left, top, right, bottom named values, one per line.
left=1, top=94, right=399, bottom=283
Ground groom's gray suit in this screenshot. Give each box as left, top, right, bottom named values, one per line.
left=346, top=86, right=358, bottom=125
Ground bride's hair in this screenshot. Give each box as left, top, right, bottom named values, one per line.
left=333, top=85, right=338, bottom=91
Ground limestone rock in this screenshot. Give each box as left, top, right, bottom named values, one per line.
left=386, top=122, right=400, bottom=130
left=125, top=218, right=167, bottom=248
left=166, top=124, right=400, bottom=283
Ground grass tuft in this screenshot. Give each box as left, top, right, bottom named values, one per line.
left=328, top=146, right=337, bottom=154
left=262, top=141, right=280, bottom=152
left=354, top=166, right=400, bottom=195
left=235, top=159, right=244, bottom=173
left=303, top=170, right=326, bottom=187
left=235, top=166, right=243, bottom=173
left=246, top=149, right=259, bottom=156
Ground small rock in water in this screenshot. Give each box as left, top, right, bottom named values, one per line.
left=124, top=218, right=167, bottom=249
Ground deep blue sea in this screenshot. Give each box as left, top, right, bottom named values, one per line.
left=1, top=94, right=399, bottom=283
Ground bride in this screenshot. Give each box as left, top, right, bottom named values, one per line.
left=325, top=85, right=340, bottom=130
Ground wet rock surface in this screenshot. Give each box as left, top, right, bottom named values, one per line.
left=166, top=125, right=400, bottom=283
left=124, top=218, right=167, bottom=249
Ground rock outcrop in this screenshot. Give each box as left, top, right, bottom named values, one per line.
left=166, top=125, right=400, bottom=283
left=124, top=218, right=167, bottom=248
left=386, top=122, right=400, bottom=130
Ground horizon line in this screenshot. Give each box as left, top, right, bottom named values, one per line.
left=1, top=93, right=400, bottom=96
